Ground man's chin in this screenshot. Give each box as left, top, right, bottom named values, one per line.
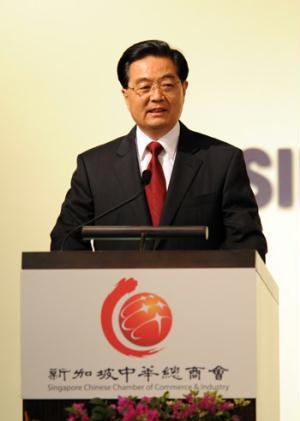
left=140, top=122, right=173, bottom=139
left=146, top=116, right=170, bottom=129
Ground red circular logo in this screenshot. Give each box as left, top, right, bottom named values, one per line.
left=119, top=292, right=172, bottom=347
left=101, top=278, right=173, bottom=357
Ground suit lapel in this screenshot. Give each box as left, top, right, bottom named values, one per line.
left=113, top=127, right=151, bottom=225
left=112, top=124, right=205, bottom=236
left=160, top=123, right=204, bottom=226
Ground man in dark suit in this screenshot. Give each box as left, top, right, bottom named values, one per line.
left=51, top=40, right=267, bottom=259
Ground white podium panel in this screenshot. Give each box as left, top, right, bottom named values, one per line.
left=21, top=251, right=279, bottom=421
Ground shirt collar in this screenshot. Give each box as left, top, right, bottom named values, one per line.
left=136, top=121, right=180, bottom=160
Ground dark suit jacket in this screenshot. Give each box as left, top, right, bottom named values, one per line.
left=50, top=123, right=267, bottom=258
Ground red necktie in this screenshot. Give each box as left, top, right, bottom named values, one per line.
left=145, top=141, right=166, bottom=226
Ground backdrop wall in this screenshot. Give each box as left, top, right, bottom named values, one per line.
left=0, top=1, right=299, bottom=419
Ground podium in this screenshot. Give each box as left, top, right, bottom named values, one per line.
left=21, top=250, right=279, bottom=421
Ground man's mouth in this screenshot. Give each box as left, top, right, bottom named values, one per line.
left=148, top=108, right=167, bottom=114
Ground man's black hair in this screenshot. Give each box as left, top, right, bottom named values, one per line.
left=117, top=40, right=189, bottom=88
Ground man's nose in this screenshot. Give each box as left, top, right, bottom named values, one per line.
left=149, top=85, right=164, bottom=101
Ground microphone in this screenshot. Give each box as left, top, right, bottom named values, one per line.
left=60, top=170, right=152, bottom=251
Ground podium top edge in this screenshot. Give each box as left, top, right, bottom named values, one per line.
left=22, top=249, right=260, bottom=270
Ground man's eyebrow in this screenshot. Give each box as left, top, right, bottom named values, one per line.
left=134, top=77, right=151, bottom=84
left=134, top=74, right=177, bottom=84
left=160, top=73, right=177, bottom=80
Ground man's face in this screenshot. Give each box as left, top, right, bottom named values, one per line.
left=122, top=55, right=188, bottom=139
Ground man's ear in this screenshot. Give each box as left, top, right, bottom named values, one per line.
left=182, top=80, right=188, bottom=96
left=121, top=88, right=130, bottom=109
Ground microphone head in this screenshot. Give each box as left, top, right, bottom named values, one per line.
left=142, top=170, right=152, bottom=186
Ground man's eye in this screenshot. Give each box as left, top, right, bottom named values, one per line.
left=161, top=83, right=174, bottom=89
left=138, top=85, right=151, bottom=91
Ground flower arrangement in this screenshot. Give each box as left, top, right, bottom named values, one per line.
left=66, top=390, right=250, bottom=420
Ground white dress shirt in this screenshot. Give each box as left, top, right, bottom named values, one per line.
left=135, top=122, right=180, bottom=188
